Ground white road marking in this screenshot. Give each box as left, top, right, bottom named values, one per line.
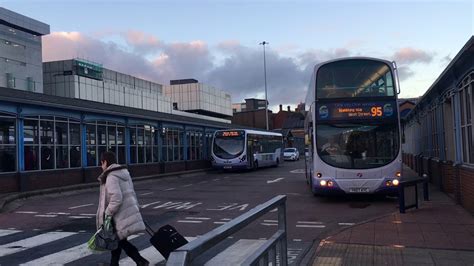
left=223, top=176, right=230, bottom=179
left=213, top=178, right=220, bottom=181
left=68, top=204, right=93, bottom=209
left=263, top=219, right=278, bottom=223
left=177, top=220, right=202, bottom=224
left=69, top=216, right=92, bottom=219
left=185, top=217, right=210, bottom=220
left=21, top=234, right=140, bottom=266
left=141, top=201, right=161, bottom=209
left=139, top=192, right=154, bottom=196
left=338, top=222, right=355, bottom=226
left=119, top=237, right=195, bottom=265
left=267, top=178, right=284, bottom=184
left=205, top=239, right=266, bottom=266
left=78, top=230, right=86, bottom=233
left=0, top=229, right=21, bottom=237
left=296, top=224, right=326, bottom=228
left=290, top=169, right=305, bottom=174
left=35, top=214, right=57, bottom=218
left=270, top=208, right=278, bottom=212
left=8, top=228, right=16, bottom=230
left=221, top=218, right=232, bottom=221
left=259, top=238, right=267, bottom=240
left=297, top=221, right=324, bottom=224
left=0, top=231, right=76, bottom=257
left=182, top=184, right=193, bottom=187
left=293, top=239, right=302, bottom=242
left=33, top=229, right=40, bottom=231
left=165, top=187, right=176, bottom=191
left=15, top=211, right=37, bottom=214
left=47, top=212, right=70, bottom=215
left=79, top=213, right=96, bottom=216
left=207, top=203, right=249, bottom=211
left=261, top=223, right=278, bottom=226
left=214, top=222, right=226, bottom=224
left=152, top=201, right=202, bottom=210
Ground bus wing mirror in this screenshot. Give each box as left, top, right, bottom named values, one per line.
left=392, top=61, right=401, bottom=95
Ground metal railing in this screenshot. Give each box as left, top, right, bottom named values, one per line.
left=166, top=195, right=287, bottom=266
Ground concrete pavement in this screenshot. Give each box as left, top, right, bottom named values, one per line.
left=311, top=167, right=474, bottom=266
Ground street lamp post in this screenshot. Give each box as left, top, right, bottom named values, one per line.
left=259, top=41, right=269, bottom=130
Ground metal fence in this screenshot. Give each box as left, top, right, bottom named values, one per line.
left=166, top=195, right=288, bottom=266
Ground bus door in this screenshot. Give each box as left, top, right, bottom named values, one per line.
left=247, top=140, right=255, bottom=168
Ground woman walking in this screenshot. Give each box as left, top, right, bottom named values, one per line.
left=96, top=151, right=149, bottom=266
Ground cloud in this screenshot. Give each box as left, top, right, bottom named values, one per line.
left=43, top=32, right=160, bottom=83
left=392, top=47, right=433, bottom=64
left=397, top=66, right=415, bottom=81
left=122, top=30, right=162, bottom=54
left=45, top=31, right=435, bottom=109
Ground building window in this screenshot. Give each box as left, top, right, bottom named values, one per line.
left=1, top=38, right=25, bottom=49
left=0, top=115, right=16, bottom=172
left=162, top=127, right=184, bottom=162
left=24, top=116, right=81, bottom=171
left=205, top=132, right=214, bottom=159
left=459, top=72, right=473, bottom=164
left=86, top=121, right=125, bottom=166
left=129, top=125, right=157, bottom=164
left=187, top=131, right=203, bottom=160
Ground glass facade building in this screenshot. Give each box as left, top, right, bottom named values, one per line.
left=0, top=87, right=228, bottom=193
left=0, top=8, right=50, bottom=93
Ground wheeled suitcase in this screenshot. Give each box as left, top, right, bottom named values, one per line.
left=144, top=221, right=189, bottom=259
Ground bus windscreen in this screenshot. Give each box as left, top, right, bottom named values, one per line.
left=316, top=59, right=395, bottom=98
left=213, top=131, right=245, bottom=159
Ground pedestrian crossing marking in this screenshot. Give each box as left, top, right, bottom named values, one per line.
left=20, top=234, right=141, bottom=266
left=0, top=229, right=296, bottom=265
left=119, top=237, right=195, bottom=265
left=204, top=239, right=267, bottom=266
left=0, top=231, right=76, bottom=257
left=0, top=229, right=21, bottom=237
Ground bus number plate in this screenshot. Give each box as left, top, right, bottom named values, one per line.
left=223, top=166, right=232, bottom=169
left=349, top=188, right=369, bottom=193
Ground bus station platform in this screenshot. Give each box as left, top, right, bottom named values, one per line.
left=311, top=167, right=474, bottom=265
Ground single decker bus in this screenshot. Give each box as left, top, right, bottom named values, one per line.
left=304, top=57, right=402, bottom=195
left=211, top=129, right=283, bottom=170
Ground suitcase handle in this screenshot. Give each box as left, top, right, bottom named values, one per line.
left=143, top=220, right=155, bottom=236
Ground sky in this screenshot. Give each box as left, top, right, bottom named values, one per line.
left=2, top=0, right=473, bottom=111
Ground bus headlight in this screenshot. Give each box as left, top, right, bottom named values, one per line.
left=396, top=172, right=401, bottom=178
left=316, top=172, right=322, bottom=178
left=320, top=180, right=327, bottom=186
left=327, top=181, right=334, bottom=187
left=386, top=179, right=399, bottom=187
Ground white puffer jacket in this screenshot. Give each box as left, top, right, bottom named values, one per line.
left=96, top=164, right=145, bottom=240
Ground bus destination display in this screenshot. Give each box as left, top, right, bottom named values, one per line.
left=218, top=131, right=244, bottom=137
left=317, top=101, right=396, bottom=121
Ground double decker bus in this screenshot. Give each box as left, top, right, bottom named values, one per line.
left=211, top=129, right=283, bottom=170
left=304, top=57, right=402, bottom=195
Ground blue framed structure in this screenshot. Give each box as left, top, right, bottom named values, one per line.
left=0, top=87, right=229, bottom=193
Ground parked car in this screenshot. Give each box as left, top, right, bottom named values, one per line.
left=283, top=148, right=299, bottom=161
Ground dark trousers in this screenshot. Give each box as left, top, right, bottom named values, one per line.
left=110, top=238, right=147, bottom=265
